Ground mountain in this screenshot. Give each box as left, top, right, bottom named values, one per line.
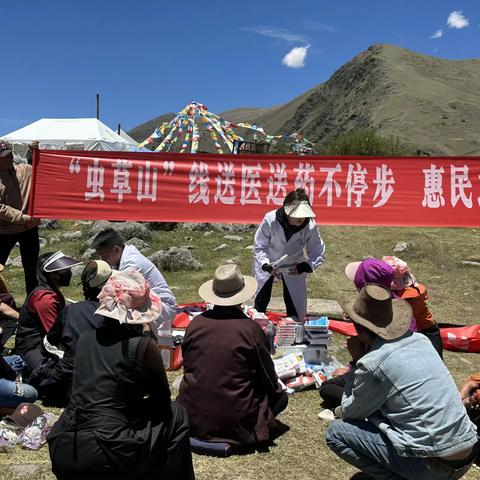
left=129, top=45, right=480, bottom=155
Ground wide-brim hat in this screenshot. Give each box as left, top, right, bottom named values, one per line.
left=340, top=284, right=412, bottom=341
left=82, top=260, right=114, bottom=288
left=95, top=269, right=162, bottom=325
left=4, top=403, right=43, bottom=429
left=199, top=263, right=258, bottom=306
left=42, top=251, right=83, bottom=273
left=284, top=200, right=316, bottom=218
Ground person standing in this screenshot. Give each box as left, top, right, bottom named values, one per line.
left=253, top=188, right=325, bottom=322
left=92, top=228, right=177, bottom=340
left=0, top=140, right=40, bottom=295
left=326, top=284, right=478, bottom=479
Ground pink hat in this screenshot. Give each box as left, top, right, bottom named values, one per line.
left=95, top=269, right=162, bottom=325
left=382, top=256, right=417, bottom=291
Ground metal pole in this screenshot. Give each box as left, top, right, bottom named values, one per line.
left=96, top=94, right=100, bottom=119
left=117, top=123, right=121, bottom=135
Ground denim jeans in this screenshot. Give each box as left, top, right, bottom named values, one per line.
left=0, top=356, right=38, bottom=408
left=326, top=419, right=474, bottom=480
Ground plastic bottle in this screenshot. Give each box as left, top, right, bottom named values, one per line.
left=266, top=321, right=276, bottom=355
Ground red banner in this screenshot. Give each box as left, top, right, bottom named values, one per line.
left=30, top=150, right=480, bottom=226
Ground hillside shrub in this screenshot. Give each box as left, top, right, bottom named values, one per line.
left=325, top=129, right=412, bottom=156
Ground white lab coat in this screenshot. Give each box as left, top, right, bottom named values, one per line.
left=120, top=245, right=177, bottom=339
left=253, top=210, right=325, bottom=321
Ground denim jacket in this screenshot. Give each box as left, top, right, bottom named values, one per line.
left=341, top=331, right=477, bottom=458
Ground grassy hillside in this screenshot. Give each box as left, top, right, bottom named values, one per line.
left=2, top=221, right=480, bottom=479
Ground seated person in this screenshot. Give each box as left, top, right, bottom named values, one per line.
left=320, top=258, right=397, bottom=409
left=48, top=269, right=194, bottom=480
left=383, top=255, right=443, bottom=357
left=0, top=354, right=37, bottom=412
left=0, top=263, right=19, bottom=352
left=326, top=284, right=477, bottom=479
left=15, top=251, right=81, bottom=375
left=33, top=260, right=114, bottom=406
left=178, top=263, right=288, bottom=447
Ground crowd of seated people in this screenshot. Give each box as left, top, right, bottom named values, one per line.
left=0, top=226, right=477, bottom=479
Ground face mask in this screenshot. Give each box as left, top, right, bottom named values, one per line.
left=57, top=270, right=72, bottom=287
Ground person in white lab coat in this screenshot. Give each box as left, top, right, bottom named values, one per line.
left=253, top=189, right=325, bottom=322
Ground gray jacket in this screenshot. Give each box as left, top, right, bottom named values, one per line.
left=342, top=331, right=477, bottom=458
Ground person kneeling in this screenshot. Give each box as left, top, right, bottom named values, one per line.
left=326, top=284, right=477, bottom=480
left=178, top=263, right=288, bottom=448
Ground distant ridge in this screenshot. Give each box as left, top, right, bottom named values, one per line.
left=129, top=44, right=480, bottom=155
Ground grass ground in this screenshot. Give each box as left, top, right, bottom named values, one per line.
left=1, top=221, right=479, bottom=479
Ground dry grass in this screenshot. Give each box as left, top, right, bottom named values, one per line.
left=1, top=221, right=479, bottom=479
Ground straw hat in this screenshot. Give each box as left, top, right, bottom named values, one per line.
left=340, top=284, right=412, bottom=341
left=284, top=200, right=316, bottom=218
left=95, top=269, right=162, bottom=325
left=198, top=264, right=257, bottom=306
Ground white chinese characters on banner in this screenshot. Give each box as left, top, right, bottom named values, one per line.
left=294, top=163, right=315, bottom=204
left=451, top=165, right=472, bottom=208
left=189, top=161, right=210, bottom=205
left=422, top=164, right=445, bottom=208
left=137, top=161, right=158, bottom=202
left=266, top=163, right=287, bottom=205
left=111, top=159, right=133, bottom=203
left=346, top=163, right=368, bottom=207
left=319, top=164, right=342, bottom=207
left=240, top=164, right=262, bottom=206
left=373, top=164, right=395, bottom=208
left=214, top=162, right=235, bottom=205
left=85, top=159, right=105, bottom=202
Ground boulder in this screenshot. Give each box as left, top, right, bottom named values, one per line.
left=89, top=221, right=152, bottom=241
left=11, top=256, right=23, bottom=267
left=393, top=242, right=409, bottom=253
left=61, top=231, right=83, bottom=240
left=460, top=260, right=480, bottom=267
left=213, top=244, right=228, bottom=251
left=223, top=235, right=244, bottom=242
left=126, top=238, right=150, bottom=253
left=149, top=222, right=178, bottom=231
left=149, top=247, right=202, bottom=272
left=81, top=248, right=98, bottom=261
left=39, top=219, right=60, bottom=230
left=244, top=245, right=255, bottom=250
left=39, top=237, right=48, bottom=248
left=182, top=223, right=211, bottom=231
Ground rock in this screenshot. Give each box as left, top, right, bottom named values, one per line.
left=184, top=236, right=193, bottom=242
left=203, top=231, right=214, bottom=236
left=39, top=236, right=48, bottom=248
left=223, top=235, right=244, bottom=242
left=244, top=245, right=255, bottom=250
left=61, top=231, right=83, bottom=240
left=89, top=221, right=152, bottom=241
left=149, top=222, right=177, bottom=231
left=50, top=235, right=60, bottom=243
left=393, top=242, right=409, bottom=253
left=39, top=219, right=60, bottom=230
left=11, top=256, right=23, bottom=267
left=81, top=248, right=98, bottom=261
left=74, top=220, right=93, bottom=226
left=5, top=257, right=12, bottom=266
left=9, top=464, right=42, bottom=476
left=149, top=247, right=202, bottom=272
left=182, top=223, right=211, bottom=231
left=213, top=244, right=228, bottom=251
left=71, top=265, right=84, bottom=277
left=126, top=238, right=150, bottom=253
left=211, top=223, right=256, bottom=233
left=460, top=261, right=480, bottom=267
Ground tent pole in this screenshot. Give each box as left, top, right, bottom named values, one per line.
left=117, top=123, right=121, bottom=134
left=96, top=94, right=100, bottom=119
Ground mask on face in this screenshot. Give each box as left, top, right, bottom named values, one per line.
left=57, top=270, right=72, bottom=287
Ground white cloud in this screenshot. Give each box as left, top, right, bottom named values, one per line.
left=243, top=25, right=307, bottom=43
left=430, top=29, right=443, bottom=39
left=282, top=45, right=310, bottom=68
left=447, top=11, right=469, bottom=29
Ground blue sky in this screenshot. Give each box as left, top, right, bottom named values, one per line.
left=1, top=0, right=479, bottom=136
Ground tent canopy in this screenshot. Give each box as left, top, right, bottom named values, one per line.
left=2, top=118, right=135, bottom=160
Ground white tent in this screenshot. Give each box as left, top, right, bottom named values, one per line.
left=2, top=118, right=136, bottom=161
